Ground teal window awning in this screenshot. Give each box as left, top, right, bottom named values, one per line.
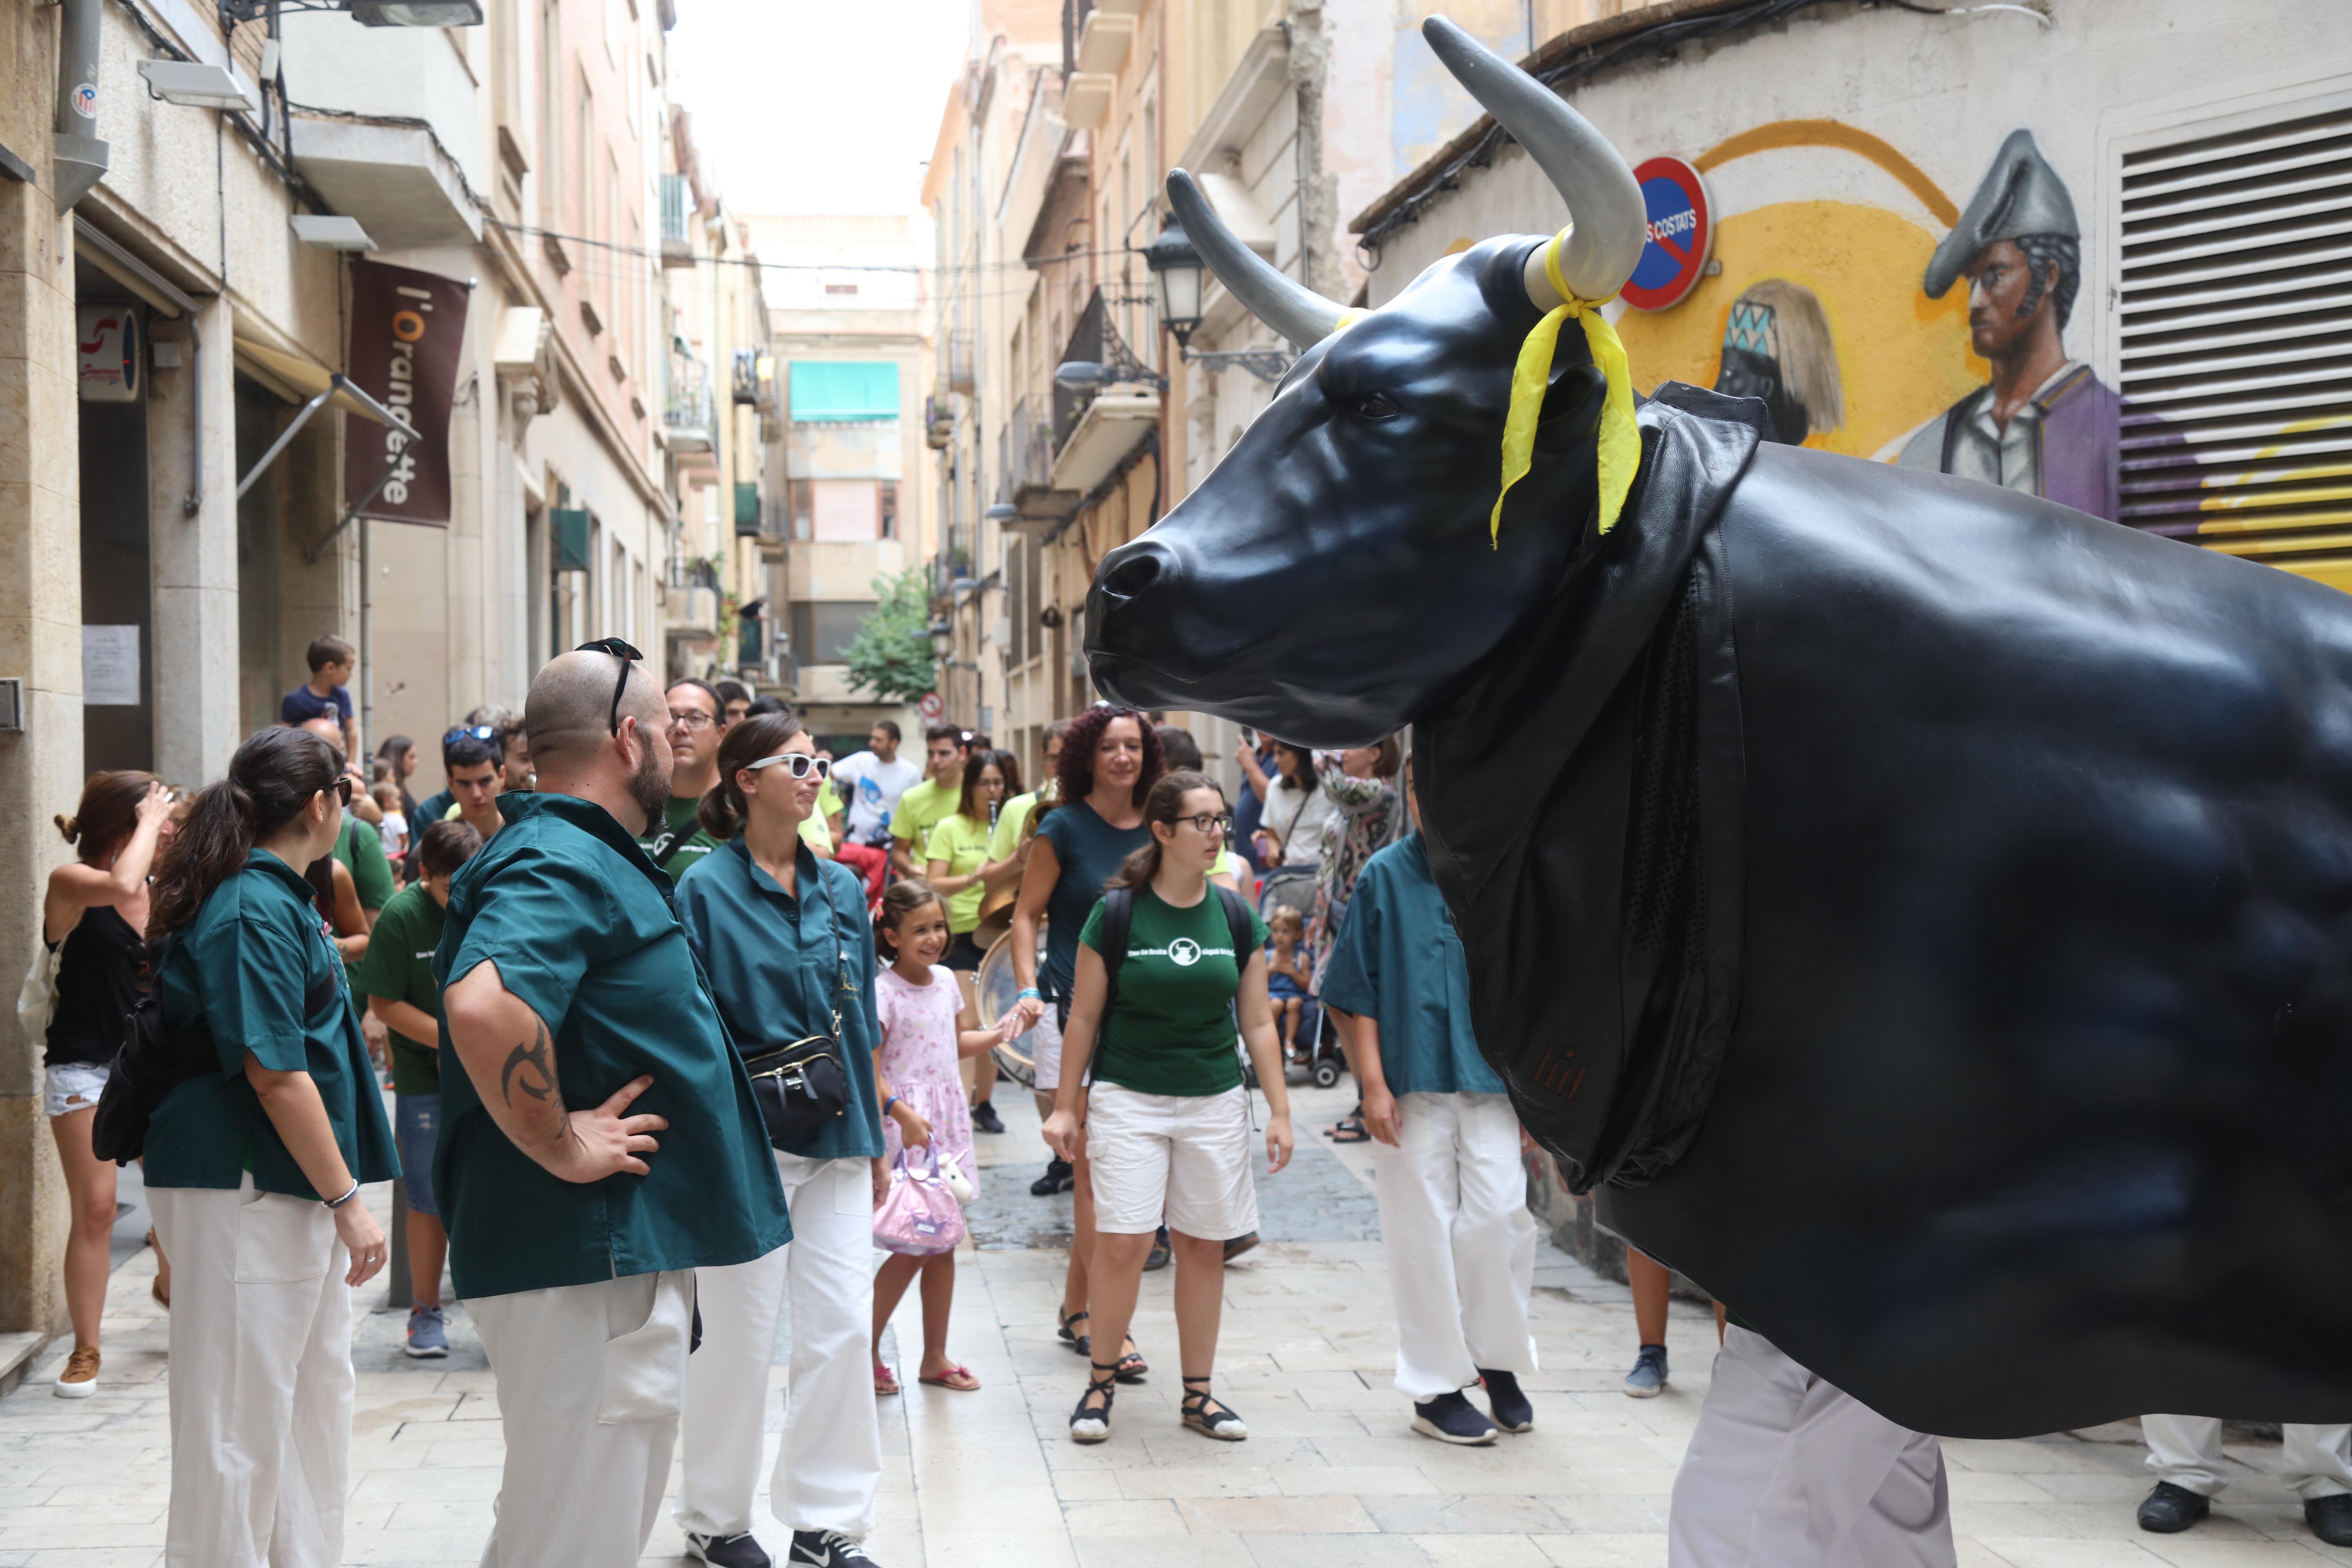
left=789, top=361, right=900, bottom=422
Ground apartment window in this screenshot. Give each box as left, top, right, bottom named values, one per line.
left=2114, top=100, right=2352, bottom=580
left=789, top=479, right=814, bottom=540
left=790, top=600, right=877, bottom=666
left=878, top=482, right=898, bottom=540
left=538, top=0, right=561, bottom=220
left=810, top=480, right=889, bottom=542
left=575, top=72, right=593, bottom=236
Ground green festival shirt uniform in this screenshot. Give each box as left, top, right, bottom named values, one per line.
left=674, top=838, right=887, bottom=1162
left=989, top=789, right=1042, bottom=864
left=334, top=815, right=395, bottom=913
left=354, top=882, right=448, bottom=1096
left=433, top=792, right=788, bottom=1299
left=890, top=775, right=959, bottom=860
left=145, top=850, right=399, bottom=1196
left=923, top=811, right=994, bottom=934
left=1317, top=832, right=1503, bottom=1097
left=641, top=795, right=724, bottom=885
left=1078, top=886, right=1269, bottom=1098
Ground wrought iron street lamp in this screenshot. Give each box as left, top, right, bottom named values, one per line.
left=1142, top=215, right=1205, bottom=348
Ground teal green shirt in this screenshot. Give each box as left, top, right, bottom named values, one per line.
left=354, top=883, right=445, bottom=1096
left=675, top=838, right=886, bottom=1161
left=1319, top=833, right=1502, bottom=1097
left=433, top=792, right=790, bottom=1299
left=146, top=851, right=399, bottom=1196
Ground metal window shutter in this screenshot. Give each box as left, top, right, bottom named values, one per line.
left=2118, top=106, right=2352, bottom=588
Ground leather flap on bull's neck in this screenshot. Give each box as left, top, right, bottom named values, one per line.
left=1420, top=388, right=1762, bottom=910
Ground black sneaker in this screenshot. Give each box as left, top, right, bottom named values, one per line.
left=1143, top=1223, right=1172, bottom=1271
left=686, top=1532, right=773, bottom=1568
left=2136, top=1481, right=2211, bottom=1534
left=2308, top=1494, right=2352, bottom=1547
left=1478, top=1368, right=1533, bottom=1433
left=971, top=1102, right=1006, bottom=1134
left=1411, top=1390, right=1498, bottom=1445
left=1222, top=1231, right=1259, bottom=1263
left=1030, top=1158, right=1074, bottom=1196
left=788, top=1530, right=879, bottom=1567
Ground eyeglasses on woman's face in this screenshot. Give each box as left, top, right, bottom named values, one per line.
left=743, top=752, right=831, bottom=780
left=1180, top=812, right=1234, bottom=836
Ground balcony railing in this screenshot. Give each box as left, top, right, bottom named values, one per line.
left=731, top=346, right=775, bottom=410
left=939, top=330, right=975, bottom=396
left=931, top=524, right=974, bottom=597
left=665, top=350, right=716, bottom=452
left=1001, top=394, right=1078, bottom=528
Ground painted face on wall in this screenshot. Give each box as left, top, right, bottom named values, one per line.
left=1963, top=239, right=2051, bottom=360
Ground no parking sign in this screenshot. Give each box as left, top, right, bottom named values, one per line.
left=1619, top=156, right=1712, bottom=312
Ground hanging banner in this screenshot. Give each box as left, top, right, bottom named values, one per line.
left=344, top=259, right=470, bottom=525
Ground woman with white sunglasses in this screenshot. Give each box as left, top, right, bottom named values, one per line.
left=672, top=713, right=894, bottom=1568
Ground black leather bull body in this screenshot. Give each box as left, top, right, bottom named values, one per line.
left=1083, top=17, right=2352, bottom=1438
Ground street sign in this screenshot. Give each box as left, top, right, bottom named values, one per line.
left=918, top=690, right=944, bottom=721
left=1619, top=156, right=1712, bottom=312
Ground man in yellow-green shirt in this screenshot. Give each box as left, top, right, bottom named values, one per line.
left=889, top=723, right=969, bottom=876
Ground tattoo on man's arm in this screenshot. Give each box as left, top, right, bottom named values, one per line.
left=500, top=1024, right=557, bottom=1106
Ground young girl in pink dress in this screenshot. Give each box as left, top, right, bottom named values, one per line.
left=871, top=879, right=1013, bottom=1393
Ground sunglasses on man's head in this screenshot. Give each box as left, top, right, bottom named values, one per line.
left=743, top=753, right=831, bottom=780
left=576, top=639, right=644, bottom=735
left=444, top=725, right=499, bottom=746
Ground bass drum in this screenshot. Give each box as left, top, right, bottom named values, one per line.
left=979, top=923, right=1040, bottom=1089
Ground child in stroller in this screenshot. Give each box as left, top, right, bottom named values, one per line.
left=1267, top=906, right=1312, bottom=1062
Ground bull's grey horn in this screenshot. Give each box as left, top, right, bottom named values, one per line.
left=1165, top=169, right=1350, bottom=350
left=1420, top=15, right=1646, bottom=305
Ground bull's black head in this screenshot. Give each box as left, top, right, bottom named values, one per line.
left=1085, top=17, right=1648, bottom=746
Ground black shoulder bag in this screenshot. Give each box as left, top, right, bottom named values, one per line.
left=91, top=933, right=340, bottom=1165
left=739, top=861, right=853, bottom=1150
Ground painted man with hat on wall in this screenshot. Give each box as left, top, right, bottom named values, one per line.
left=1897, top=129, right=2132, bottom=520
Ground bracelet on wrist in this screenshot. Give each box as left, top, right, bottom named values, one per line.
left=883, top=1095, right=900, bottom=1117
left=324, top=1180, right=362, bottom=1209
left=1016, top=987, right=1040, bottom=1000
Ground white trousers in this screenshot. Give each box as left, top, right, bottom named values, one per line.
left=678, top=1154, right=883, bottom=1540
left=148, top=1177, right=354, bottom=1568
left=1669, top=1326, right=1956, bottom=1568
left=2144, top=1414, right=2352, bottom=1500
left=470, top=1269, right=695, bottom=1568
left=1370, top=1090, right=1538, bottom=1399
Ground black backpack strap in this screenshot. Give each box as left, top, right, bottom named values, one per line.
left=1214, top=884, right=1256, bottom=976
left=1099, top=887, right=1134, bottom=1014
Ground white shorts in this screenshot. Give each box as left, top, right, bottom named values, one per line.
left=1029, top=1007, right=1065, bottom=1094
left=1085, top=1082, right=1258, bottom=1240
left=46, top=1061, right=110, bottom=1118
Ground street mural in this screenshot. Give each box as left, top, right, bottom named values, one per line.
left=1608, top=120, right=2137, bottom=524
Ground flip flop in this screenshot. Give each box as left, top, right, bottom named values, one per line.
left=919, top=1364, right=981, bottom=1391
left=873, top=1364, right=901, bottom=1396
left=1327, top=1117, right=1370, bottom=1144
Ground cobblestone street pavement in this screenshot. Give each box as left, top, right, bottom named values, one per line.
left=3, top=1084, right=2346, bottom=1567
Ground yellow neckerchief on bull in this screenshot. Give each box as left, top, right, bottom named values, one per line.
left=1487, top=225, right=1640, bottom=546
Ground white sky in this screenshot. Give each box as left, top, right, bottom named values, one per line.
left=666, top=0, right=973, bottom=218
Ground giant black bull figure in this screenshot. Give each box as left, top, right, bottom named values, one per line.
left=1086, top=16, right=2352, bottom=1437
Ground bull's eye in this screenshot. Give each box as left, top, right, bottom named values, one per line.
left=1349, top=393, right=1401, bottom=421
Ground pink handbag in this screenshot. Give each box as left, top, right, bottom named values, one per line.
left=872, top=1145, right=966, bottom=1257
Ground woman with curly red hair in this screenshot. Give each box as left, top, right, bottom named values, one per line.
left=1008, top=704, right=1164, bottom=1381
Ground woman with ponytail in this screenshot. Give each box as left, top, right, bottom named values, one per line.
left=671, top=713, right=901, bottom=1566
left=40, top=770, right=173, bottom=1395
left=143, top=726, right=398, bottom=1567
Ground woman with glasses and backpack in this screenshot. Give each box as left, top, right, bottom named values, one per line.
left=139, top=726, right=397, bottom=1566
left=1041, top=769, right=1296, bottom=1444
left=672, top=712, right=895, bottom=1568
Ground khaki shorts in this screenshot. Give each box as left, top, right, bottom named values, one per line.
left=1085, top=1082, right=1258, bottom=1241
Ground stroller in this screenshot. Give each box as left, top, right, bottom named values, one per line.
left=1254, top=865, right=1348, bottom=1089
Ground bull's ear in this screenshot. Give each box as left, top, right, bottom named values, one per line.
left=1535, top=363, right=1605, bottom=445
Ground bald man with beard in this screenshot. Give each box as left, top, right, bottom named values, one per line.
left=435, top=647, right=790, bottom=1568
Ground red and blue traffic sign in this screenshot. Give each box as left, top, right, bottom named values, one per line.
left=1619, top=156, right=1712, bottom=312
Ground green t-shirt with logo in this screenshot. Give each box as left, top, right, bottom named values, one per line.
left=354, top=882, right=447, bottom=1096
left=640, top=794, right=722, bottom=885
left=1078, top=886, right=1268, bottom=1098
left=924, top=811, right=993, bottom=934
